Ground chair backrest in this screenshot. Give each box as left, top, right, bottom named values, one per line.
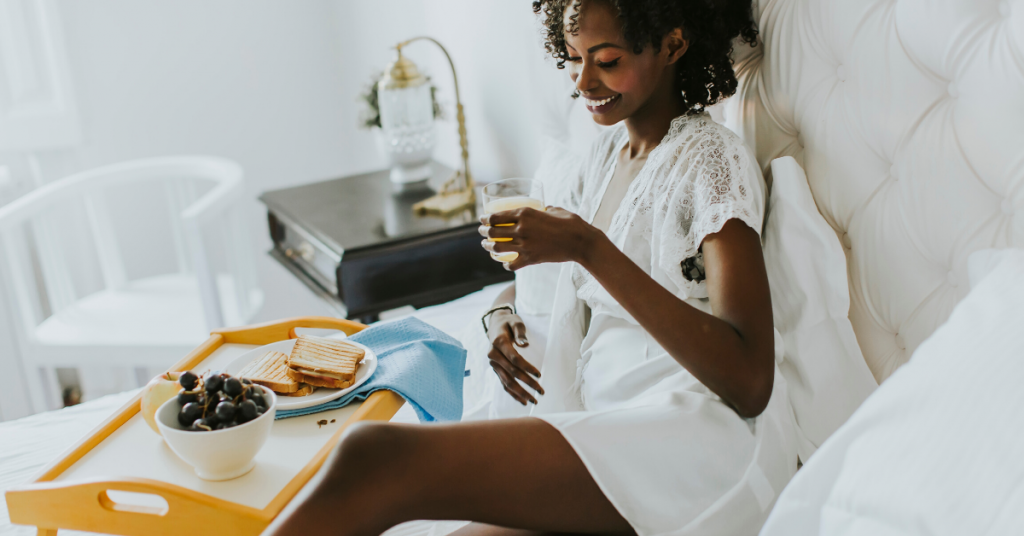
left=726, top=0, right=1024, bottom=381
left=0, top=156, right=252, bottom=341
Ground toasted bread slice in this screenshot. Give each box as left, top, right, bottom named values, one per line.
left=239, top=351, right=307, bottom=394
left=286, top=335, right=363, bottom=389
left=285, top=367, right=355, bottom=389
left=280, top=383, right=316, bottom=397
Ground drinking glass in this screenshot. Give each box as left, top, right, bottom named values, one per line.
left=482, top=178, right=545, bottom=263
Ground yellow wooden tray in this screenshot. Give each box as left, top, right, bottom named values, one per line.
left=5, top=317, right=405, bottom=536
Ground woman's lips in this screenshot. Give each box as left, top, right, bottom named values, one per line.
left=584, top=94, right=621, bottom=114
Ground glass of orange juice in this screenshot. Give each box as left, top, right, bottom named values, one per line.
left=482, top=178, right=545, bottom=263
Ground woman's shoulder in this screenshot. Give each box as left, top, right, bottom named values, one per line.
left=652, top=112, right=766, bottom=223
left=666, top=112, right=746, bottom=155
left=659, top=113, right=759, bottom=180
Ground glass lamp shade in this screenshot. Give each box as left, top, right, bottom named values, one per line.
left=378, top=82, right=436, bottom=184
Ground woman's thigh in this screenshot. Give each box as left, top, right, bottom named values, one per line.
left=266, top=417, right=633, bottom=536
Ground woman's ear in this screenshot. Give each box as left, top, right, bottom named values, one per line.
left=664, top=28, right=688, bottom=64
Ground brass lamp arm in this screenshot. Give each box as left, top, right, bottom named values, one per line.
left=396, top=36, right=472, bottom=190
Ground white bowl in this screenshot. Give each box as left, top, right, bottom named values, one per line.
left=155, top=386, right=276, bottom=481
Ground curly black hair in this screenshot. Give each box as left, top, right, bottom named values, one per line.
left=532, top=0, right=758, bottom=114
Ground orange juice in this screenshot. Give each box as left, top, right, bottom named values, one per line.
left=484, top=196, right=545, bottom=262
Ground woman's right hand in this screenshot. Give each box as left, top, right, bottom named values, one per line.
left=487, top=310, right=544, bottom=405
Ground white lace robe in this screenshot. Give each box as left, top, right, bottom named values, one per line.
left=528, top=113, right=800, bottom=536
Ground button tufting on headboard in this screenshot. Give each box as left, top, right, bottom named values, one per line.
left=726, top=0, right=1024, bottom=381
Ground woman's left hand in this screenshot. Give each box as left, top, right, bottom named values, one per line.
left=479, top=206, right=596, bottom=270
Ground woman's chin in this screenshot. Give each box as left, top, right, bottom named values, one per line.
left=590, top=112, right=625, bottom=126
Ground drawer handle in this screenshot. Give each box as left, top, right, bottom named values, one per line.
left=298, top=242, right=316, bottom=261
left=284, top=242, right=316, bottom=262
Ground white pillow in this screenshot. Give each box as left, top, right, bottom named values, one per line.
left=761, top=248, right=1024, bottom=536
left=762, top=157, right=878, bottom=459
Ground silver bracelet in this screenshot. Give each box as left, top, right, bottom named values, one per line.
left=481, top=303, right=516, bottom=334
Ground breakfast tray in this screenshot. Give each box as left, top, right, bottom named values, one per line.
left=5, top=317, right=406, bottom=536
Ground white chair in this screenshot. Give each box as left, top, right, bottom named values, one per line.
left=0, top=156, right=263, bottom=414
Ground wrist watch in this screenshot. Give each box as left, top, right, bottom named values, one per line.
left=481, top=303, right=516, bottom=334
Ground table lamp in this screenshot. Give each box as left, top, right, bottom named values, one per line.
left=378, top=37, right=475, bottom=217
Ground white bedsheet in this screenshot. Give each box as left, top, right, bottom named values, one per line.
left=0, top=285, right=504, bottom=536
left=0, top=389, right=139, bottom=536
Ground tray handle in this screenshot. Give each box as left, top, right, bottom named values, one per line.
left=212, top=316, right=367, bottom=345
left=6, top=477, right=270, bottom=536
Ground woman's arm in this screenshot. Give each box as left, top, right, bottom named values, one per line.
left=482, top=209, right=774, bottom=417
left=485, top=283, right=545, bottom=405
left=580, top=219, right=775, bottom=417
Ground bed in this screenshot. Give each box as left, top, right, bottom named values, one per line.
left=4, top=0, right=1021, bottom=532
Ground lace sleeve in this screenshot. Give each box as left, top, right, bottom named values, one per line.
left=652, top=118, right=767, bottom=298
left=687, top=129, right=765, bottom=250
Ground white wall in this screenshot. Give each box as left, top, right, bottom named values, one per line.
left=54, top=0, right=358, bottom=323
left=1, top=1, right=352, bottom=414
left=330, top=0, right=554, bottom=182
left=0, top=0, right=574, bottom=416
left=47, top=0, right=562, bottom=322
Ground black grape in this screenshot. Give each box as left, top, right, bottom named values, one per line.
left=215, top=401, right=236, bottom=421
left=178, top=371, right=199, bottom=391
left=178, top=402, right=202, bottom=427
left=177, top=389, right=198, bottom=405
left=238, top=400, right=258, bottom=423
left=224, top=377, right=243, bottom=397
left=204, top=372, right=223, bottom=393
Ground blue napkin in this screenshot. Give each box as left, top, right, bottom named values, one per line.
left=274, top=317, right=466, bottom=422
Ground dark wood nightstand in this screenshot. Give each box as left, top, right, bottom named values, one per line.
left=259, top=162, right=512, bottom=323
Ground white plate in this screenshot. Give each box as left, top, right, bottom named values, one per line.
left=224, top=338, right=377, bottom=411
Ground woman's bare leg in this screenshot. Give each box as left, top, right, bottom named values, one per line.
left=262, top=418, right=633, bottom=536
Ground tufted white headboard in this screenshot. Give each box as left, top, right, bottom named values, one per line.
left=725, top=0, right=1024, bottom=381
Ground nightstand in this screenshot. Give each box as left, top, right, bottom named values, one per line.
left=259, top=163, right=512, bottom=323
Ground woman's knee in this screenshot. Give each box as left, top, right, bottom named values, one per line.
left=329, top=421, right=413, bottom=478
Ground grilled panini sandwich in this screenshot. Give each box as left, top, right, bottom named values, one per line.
left=282, top=383, right=315, bottom=397
left=238, top=350, right=315, bottom=396
left=286, top=335, right=363, bottom=389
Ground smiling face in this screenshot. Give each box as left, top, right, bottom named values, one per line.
left=564, top=0, right=687, bottom=126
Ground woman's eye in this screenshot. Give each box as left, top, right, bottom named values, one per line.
left=596, top=58, right=620, bottom=68
left=567, top=56, right=582, bottom=63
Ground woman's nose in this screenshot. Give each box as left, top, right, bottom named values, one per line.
left=573, top=61, right=599, bottom=95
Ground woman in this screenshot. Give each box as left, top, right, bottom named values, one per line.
left=266, top=1, right=798, bottom=534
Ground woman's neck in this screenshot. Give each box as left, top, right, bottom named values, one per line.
left=622, top=85, right=689, bottom=160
